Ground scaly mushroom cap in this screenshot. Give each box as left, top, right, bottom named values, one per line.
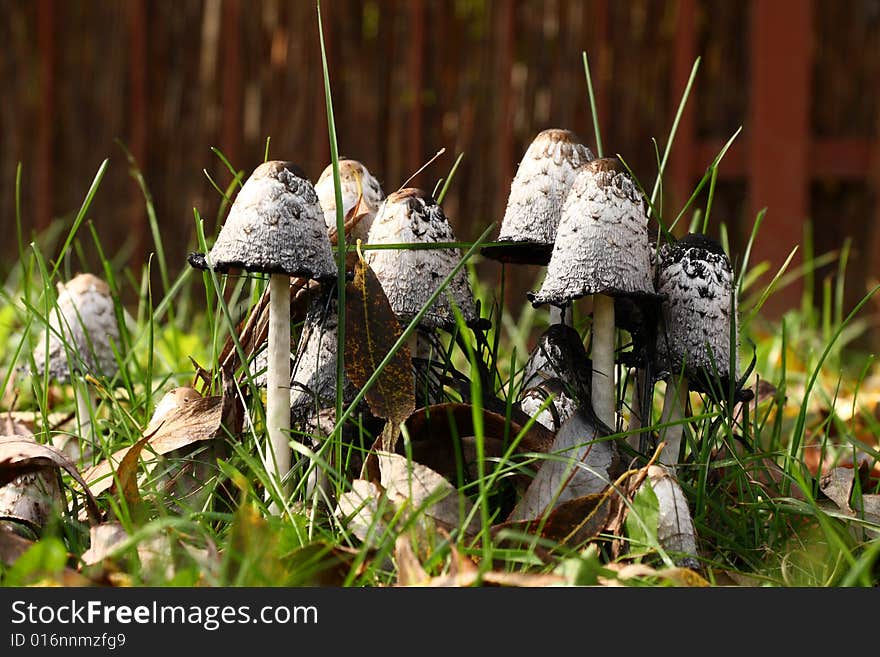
left=289, top=291, right=359, bottom=424
left=188, top=161, right=337, bottom=280
left=315, top=159, right=385, bottom=242
left=655, top=233, right=738, bottom=394
left=529, top=158, right=656, bottom=307
left=483, top=128, right=594, bottom=265
left=365, top=188, right=479, bottom=331
left=32, top=273, right=120, bottom=383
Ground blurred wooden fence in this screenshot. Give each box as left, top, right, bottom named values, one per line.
left=1, top=0, right=878, bottom=319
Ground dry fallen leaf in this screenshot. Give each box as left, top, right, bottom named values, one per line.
left=378, top=451, right=481, bottom=538
left=494, top=492, right=612, bottom=550
left=335, top=479, right=387, bottom=543
left=394, top=536, right=565, bottom=587
left=344, top=257, right=415, bottom=449
left=82, top=391, right=230, bottom=497
left=80, top=521, right=131, bottom=566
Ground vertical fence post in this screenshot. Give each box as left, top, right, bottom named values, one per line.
left=748, top=0, right=813, bottom=317
left=407, top=0, right=425, bottom=177
left=222, top=0, right=242, bottom=168
left=36, top=0, right=55, bottom=233
left=670, top=0, right=696, bottom=231
left=128, top=0, right=148, bottom=261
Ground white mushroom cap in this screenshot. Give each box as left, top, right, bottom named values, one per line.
left=365, top=188, right=479, bottom=331
left=289, top=292, right=358, bottom=423
left=32, top=273, right=120, bottom=382
left=484, top=128, right=594, bottom=265
left=655, top=233, right=738, bottom=394
left=188, top=161, right=337, bottom=280
left=315, top=159, right=385, bottom=242
left=529, top=158, right=656, bottom=307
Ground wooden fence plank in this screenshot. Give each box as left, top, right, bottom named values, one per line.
left=748, top=0, right=814, bottom=315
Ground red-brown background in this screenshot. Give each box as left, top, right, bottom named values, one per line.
left=1, top=0, right=878, bottom=328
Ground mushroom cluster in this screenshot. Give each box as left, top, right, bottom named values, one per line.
left=529, top=157, right=656, bottom=431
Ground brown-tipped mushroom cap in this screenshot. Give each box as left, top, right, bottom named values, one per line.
left=655, top=233, right=738, bottom=394
left=32, top=273, right=120, bottom=383
left=315, top=159, right=385, bottom=242
left=188, top=161, right=337, bottom=280
left=482, top=128, right=594, bottom=265
left=365, top=188, right=479, bottom=331
left=289, top=291, right=359, bottom=423
left=528, top=158, right=656, bottom=307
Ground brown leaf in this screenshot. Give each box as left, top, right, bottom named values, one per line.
left=344, top=257, right=415, bottom=440
left=508, top=412, right=619, bottom=521
left=80, top=521, right=130, bottom=566
left=83, top=391, right=232, bottom=497
left=819, top=466, right=855, bottom=511
left=394, top=536, right=565, bottom=587
left=109, top=435, right=151, bottom=515
left=0, top=524, right=37, bottom=564
left=404, top=402, right=555, bottom=454
left=600, top=562, right=710, bottom=587
left=0, top=436, right=100, bottom=523
left=378, top=451, right=480, bottom=538
left=335, top=479, right=387, bottom=543
left=394, top=536, right=431, bottom=586
left=495, top=493, right=611, bottom=548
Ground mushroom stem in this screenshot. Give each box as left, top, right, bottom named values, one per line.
left=591, top=294, right=616, bottom=430
left=407, top=331, right=432, bottom=360
left=548, top=305, right=569, bottom=326
left=626, top=368, right=647, bottom=450
left=659, top=374, right=689, bottom=471
left=265, top=273, right=292, bottom=509
left=74, top=377, right=96, bottom=445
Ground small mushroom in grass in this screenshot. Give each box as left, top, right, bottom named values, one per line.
left=654, top=233, right=738, bottom=470
left=529, top=158, right=657, bottom=431
left=518, top=324, right=593, bottom=432
left=145, top=387, right=225, bottom=513
left=32, top=273, right=120, bottom=445
left=0, top=436, right=64, bottom=536
left=315, top=159, right=385, bottom=242
left=482, top=128, right=594, bottom=265
left=188, top=161, right=337, bottom=502
left=366, top=188, right=482, bottom=361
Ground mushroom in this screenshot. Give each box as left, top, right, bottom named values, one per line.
left=32, top=273, right=120, bottom=445
left=188, top=160, right=337, bottom=498
left=482, top=128, right=594, bottom=265
left=315, top=159, right=385, bottom=243
left=529, top=158, right=656, bottom=431
left=365, top=188, right=481, bottom=362
left=289, top=291, right=359, bottom=425
left=654, top=233, right=738, bottom=470
left=0, top=436, right=64, bottom=535
left=144, top=386, right=224, bottom=513
left=518, top=323, right=592, bottom=432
